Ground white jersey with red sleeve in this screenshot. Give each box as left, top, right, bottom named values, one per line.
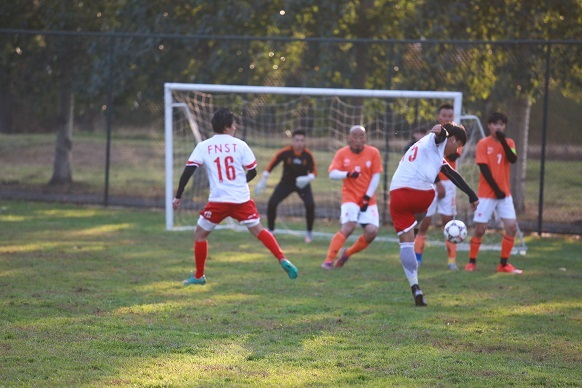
left=187, top=134, right=257, bottom=203
left=390, top=133, right=448, bottom=191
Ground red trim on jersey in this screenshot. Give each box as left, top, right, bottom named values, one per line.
left=245, top=160, right=257, bottom=170
left=187, top=160, right=202, bottom=167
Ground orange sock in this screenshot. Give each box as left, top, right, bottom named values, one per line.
left=501, top=235, right=515, bottom=259
left=325, top=231, right=347, bottom=262
left=194, top=240, right=208, bottom=278
left=414, top=234, right=427, bottom=255
left=469, top=237, right=482, bottom=260
left=445, top=240, right=457, bottom=262
left=346, top=235, right=370, bottom=257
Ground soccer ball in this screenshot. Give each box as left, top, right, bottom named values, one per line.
left=443, top=220, right=467, bottom=244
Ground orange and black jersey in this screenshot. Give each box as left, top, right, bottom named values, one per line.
left=265, top=146, right=317, bottom=183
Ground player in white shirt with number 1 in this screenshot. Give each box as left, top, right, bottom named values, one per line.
left=173, top=108, right=298, bottom=285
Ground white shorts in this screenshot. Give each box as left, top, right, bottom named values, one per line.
left=426, top=180, right=457, bottom=217
left=473, top=196, right=516, bottom=224
left=340, top=203, right=380, bottom=227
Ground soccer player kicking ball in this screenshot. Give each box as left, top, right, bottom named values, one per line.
left=414, top=104, right=464, bottom=270
left=389, top=123, right=479, bottom=306
left=465, top=112, right=522, bottom=274
left=172, top=108, right=298, bottom=285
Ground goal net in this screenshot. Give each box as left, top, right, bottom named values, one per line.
left=164, top=84, right=526, bottom=254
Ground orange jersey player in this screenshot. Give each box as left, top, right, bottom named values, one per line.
left=321, top=125, right=383, bottom=270
left=465, top=112, right=522, bottom=274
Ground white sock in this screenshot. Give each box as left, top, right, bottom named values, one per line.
left=400, top=242, right=418, bottom=287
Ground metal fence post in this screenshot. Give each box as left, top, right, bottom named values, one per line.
left=537, top=43, right=551, bottom=235
left=104, top=33, right=114, bottom=207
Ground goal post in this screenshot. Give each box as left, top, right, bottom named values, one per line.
left=164, top=83, right=463, bottom=232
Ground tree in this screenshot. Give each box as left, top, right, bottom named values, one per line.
left=398, top=0, right=582, bottom=214
left=0, top=2, right=45, bottom=134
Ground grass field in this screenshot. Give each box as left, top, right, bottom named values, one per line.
left=1, top=200, right=581, bottom=386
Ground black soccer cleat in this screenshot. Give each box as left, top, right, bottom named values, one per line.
left=411, top=284, right=427, bottom=307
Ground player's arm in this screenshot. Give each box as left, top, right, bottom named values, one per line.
left=365, top=173, right=381, bottom=197
left=173, top=165, right=198, bottom=209
left=246, top=167, right=257, bottom=182
left=495, top=132, right=517, bottom=164
left=255, top=149, right=285, bottom=194
left=432, top=124, right=448, bottom=144
left=305, top=149, right=317, bottom=177
left=359, top=172, right=381, bottom=211
left=328, top=149, right=356, bottom=179
left=477, top=163, right=506, bottom=199
left=441, top=164, right=479, bottom=206
left=296, top=151, right=317, bottom=189
left=329, top=169, right=359, bottom=179
left=264, top=148, right=286, bottom=174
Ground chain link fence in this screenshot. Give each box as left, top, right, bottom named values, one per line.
left=0, top=31, right=580, bottom=234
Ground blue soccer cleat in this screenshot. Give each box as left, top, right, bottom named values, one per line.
left=280, top=259, right=298, bottom=279
left=183, top=272, right=207, bottom=285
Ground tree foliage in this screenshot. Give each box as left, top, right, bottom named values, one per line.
left=0, top=0, right=580, bottom=188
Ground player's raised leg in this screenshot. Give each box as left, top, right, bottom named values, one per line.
left=334, top=218, right=378, bottom=269
left=248, top=223, right=298, bottom=279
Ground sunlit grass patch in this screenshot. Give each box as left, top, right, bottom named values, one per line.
left=0, top=200, right=581, bottom=386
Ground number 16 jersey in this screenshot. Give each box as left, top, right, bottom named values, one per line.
left=390, top=133, right=448, bottom=192
left=186, top=134, right=257, bottom=203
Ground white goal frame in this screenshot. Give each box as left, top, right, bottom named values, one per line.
left=164, top=83, right=463, bottom=231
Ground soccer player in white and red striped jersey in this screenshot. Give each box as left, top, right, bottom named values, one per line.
left=172, top=108, right=298, bottom=285
left=389, top=123, right=479, bottom=306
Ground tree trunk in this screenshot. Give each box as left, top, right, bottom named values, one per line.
left=507, top=95, right=531, bottom=215
left=49, top=83, right=74, bottom=185
left=0, top=91, right=14, bottom=134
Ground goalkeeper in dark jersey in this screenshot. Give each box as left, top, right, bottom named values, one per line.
left=254, top=129, right=317, bottom=243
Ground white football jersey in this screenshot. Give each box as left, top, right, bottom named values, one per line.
left=187, top=134, right=257, bottom=203
left=390, top=133, right=449, bottom=191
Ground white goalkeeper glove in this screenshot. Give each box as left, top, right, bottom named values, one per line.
left=296, top=173, right=315, bottom=189
left=254, top=171, right=269, bottom=194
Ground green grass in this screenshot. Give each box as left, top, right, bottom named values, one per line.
left=1, top=200, right=581, bottom=386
